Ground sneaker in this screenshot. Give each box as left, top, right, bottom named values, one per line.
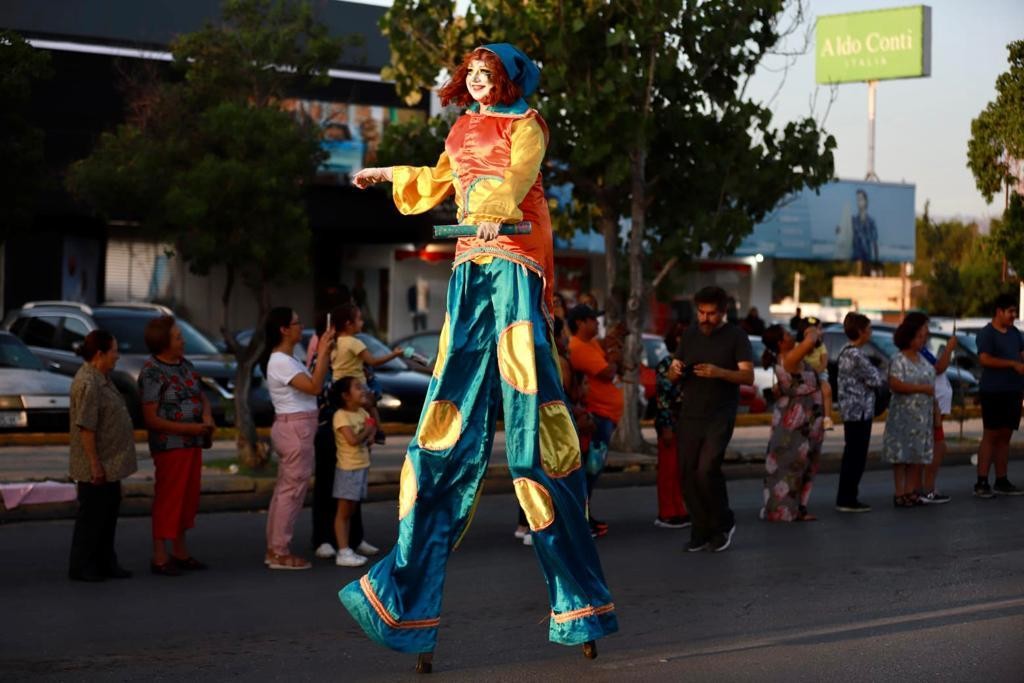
left=513, top=527, right=529, bottom=540
left=590, top=517, right=609, bottom=531
left=920, top=491, right=951, bottom=504
left=356, top=541, right=380, bottom=556
left=711, top=525, right=736, bottom=553
left=686, top=538, right=709, bottom=552
left=654, top=516, right=692, bottom=529
left=974, top=481, right=995, bottom=499
left=994, top=479, right=1024, bottom=496
left=590, top=526, right=608, bottom=539
left=823, top=416, right=834, bottom=431
left=836, top=501, right=872, bottom=513
left=314, top=543, right=337, bottom=559
left=335, top=548, right=368, bottom=567
left=522, top=533, right=533, bottom=547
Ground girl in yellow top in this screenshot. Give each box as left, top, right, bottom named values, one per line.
left=331, top=376, right=378, bottom=568
left=331, top=303, right=404, bottom=444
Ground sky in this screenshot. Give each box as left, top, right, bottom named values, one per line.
left=346, top=0, right=1022, bottom=221
left=743, top=0, right=1024, bottom=222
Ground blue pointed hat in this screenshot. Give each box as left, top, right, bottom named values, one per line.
left=481, top=43, right=540, bottom=97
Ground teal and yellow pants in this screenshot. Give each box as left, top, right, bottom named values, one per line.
left=339, top=256, right=618, bottom=653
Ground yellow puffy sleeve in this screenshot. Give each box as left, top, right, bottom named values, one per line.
left=464, top=117, right=545, bottom=225
left=391, top=151, right=454, bottom=215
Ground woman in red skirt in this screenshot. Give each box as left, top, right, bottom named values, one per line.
left=139, top=316, right=216, bottom=576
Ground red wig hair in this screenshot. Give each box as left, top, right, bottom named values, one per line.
left=438, top=48, right=522, bottom=108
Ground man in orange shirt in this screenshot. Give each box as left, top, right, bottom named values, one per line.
left=568, top=304, right=623, bottom=537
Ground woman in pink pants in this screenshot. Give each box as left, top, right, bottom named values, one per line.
left=261, top=306, right=335, bottom=570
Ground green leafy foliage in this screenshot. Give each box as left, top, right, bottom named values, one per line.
left=66, top=0, right=345, bottom=467
left=967, top=41, right=1024, bottom=204
left=68, top=0, right=342, bottom=296
left=378, top=0, right=835, bottom=449
left=0, top=31, right=52, bottom=243
left=914, top=212, right=1003, bottom=317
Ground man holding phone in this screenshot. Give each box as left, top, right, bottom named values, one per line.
left=668, top=286, right=754, bottom=553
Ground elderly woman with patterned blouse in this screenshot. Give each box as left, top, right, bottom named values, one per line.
left=138, top=316, right=216, bottom=576
left=836, top=313, right=885, bottom=512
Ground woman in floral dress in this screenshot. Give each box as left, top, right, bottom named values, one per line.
left=881, top=312, right=935, bottom=507
left=760, top=323, right=825, bottom=522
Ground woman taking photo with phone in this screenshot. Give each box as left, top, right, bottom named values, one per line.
left=261, top=306, right=335, bottom=570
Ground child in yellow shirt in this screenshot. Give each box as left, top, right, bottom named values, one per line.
left=331, top=303, right=405, bottom=444
left=331, top=376, right=379, bottom=567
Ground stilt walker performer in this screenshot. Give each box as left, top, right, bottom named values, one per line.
left=341, top=43, right=618, bottom=670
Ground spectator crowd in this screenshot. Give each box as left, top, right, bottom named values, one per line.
left=64, top=288, right=1024, bottom=581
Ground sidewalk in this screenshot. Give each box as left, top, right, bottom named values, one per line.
left=2, top=418, right=1021, bottom=521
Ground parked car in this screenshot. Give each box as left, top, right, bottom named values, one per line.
left=391, top=330, right=442, bottom=373
left=234, top=328, right=431, bottom=424
left=0, top=331, right=73, bottom=432
left=3, top=301, right=273, bottom=426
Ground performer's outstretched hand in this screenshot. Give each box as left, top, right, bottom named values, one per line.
left=352, top=166, right=393, bottom=189
left=476, top=221, right=501, bottom=241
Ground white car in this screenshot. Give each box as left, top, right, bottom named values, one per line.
left=748, top=335, right=777, bottom=405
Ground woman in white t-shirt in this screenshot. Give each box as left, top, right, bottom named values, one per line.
left=260, top=306, right=335, bottom=570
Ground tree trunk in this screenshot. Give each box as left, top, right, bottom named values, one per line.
left=597, top=204, right=620, bottom=328
left=233, top=330, right=268, bottom=469
left=611, top=150, right=650, bottom=453
left=220, top=272, right=269, bottom=470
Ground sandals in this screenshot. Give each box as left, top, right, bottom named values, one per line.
left=171, top=556, right=208, bottom=571
left=893, top=495, right=917, bottom=508
left=150, top=560, right=182, bottom=577
left=266, top=552, right=311, bottom=571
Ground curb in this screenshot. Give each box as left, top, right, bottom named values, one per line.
left=4, top=442, right=1018, bottom=523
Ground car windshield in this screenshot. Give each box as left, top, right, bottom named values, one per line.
left=94, top=311, right=220, bottom=355
left=871, top=332, right=899, bottom=358
left=0, top=335, right=44, bottom=370
left=956, top=333, right=978, bottom=355
left=356, top=333, right=406, bottom=371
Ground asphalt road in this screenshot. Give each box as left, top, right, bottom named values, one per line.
left=1, top=464, right=1022, bottom=682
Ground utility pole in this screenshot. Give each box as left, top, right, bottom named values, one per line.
left=866, top=80, right=880, bottom=182
left=794, top=271, right=802, bottom=308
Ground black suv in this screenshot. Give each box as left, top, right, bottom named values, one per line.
left=3, top=301, right=273, bottom=426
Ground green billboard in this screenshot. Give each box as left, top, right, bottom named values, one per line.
left=816, top=5, right=932, bottom=84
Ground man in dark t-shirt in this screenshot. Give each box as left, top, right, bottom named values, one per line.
left=668, top=286, right=754, bottom=553
left=974, top=292, right=1024, bottom=498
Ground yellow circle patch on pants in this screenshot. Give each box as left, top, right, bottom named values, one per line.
left=513, top=477, right=555, bottom=531
left=417, top=400, right=462, bottom=451
left=497, top=321, right=538, bottom=394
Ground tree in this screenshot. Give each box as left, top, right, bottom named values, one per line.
left=967, top=40, right=1024, bottom=282
left=0, top=31, right=52, bottom=244
left=967, top=41, right=1024, bottom=206
left=68, top=0, right=344, bottom=468
left=377, top=0, right=835, bottom=449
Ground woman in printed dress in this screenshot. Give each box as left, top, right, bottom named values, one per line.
left=881, top=312, right=935, bottom=507
left=759, top=323, right=825, bottom=522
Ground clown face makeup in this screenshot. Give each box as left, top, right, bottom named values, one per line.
left=466, top=59, right=494, bottom=104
